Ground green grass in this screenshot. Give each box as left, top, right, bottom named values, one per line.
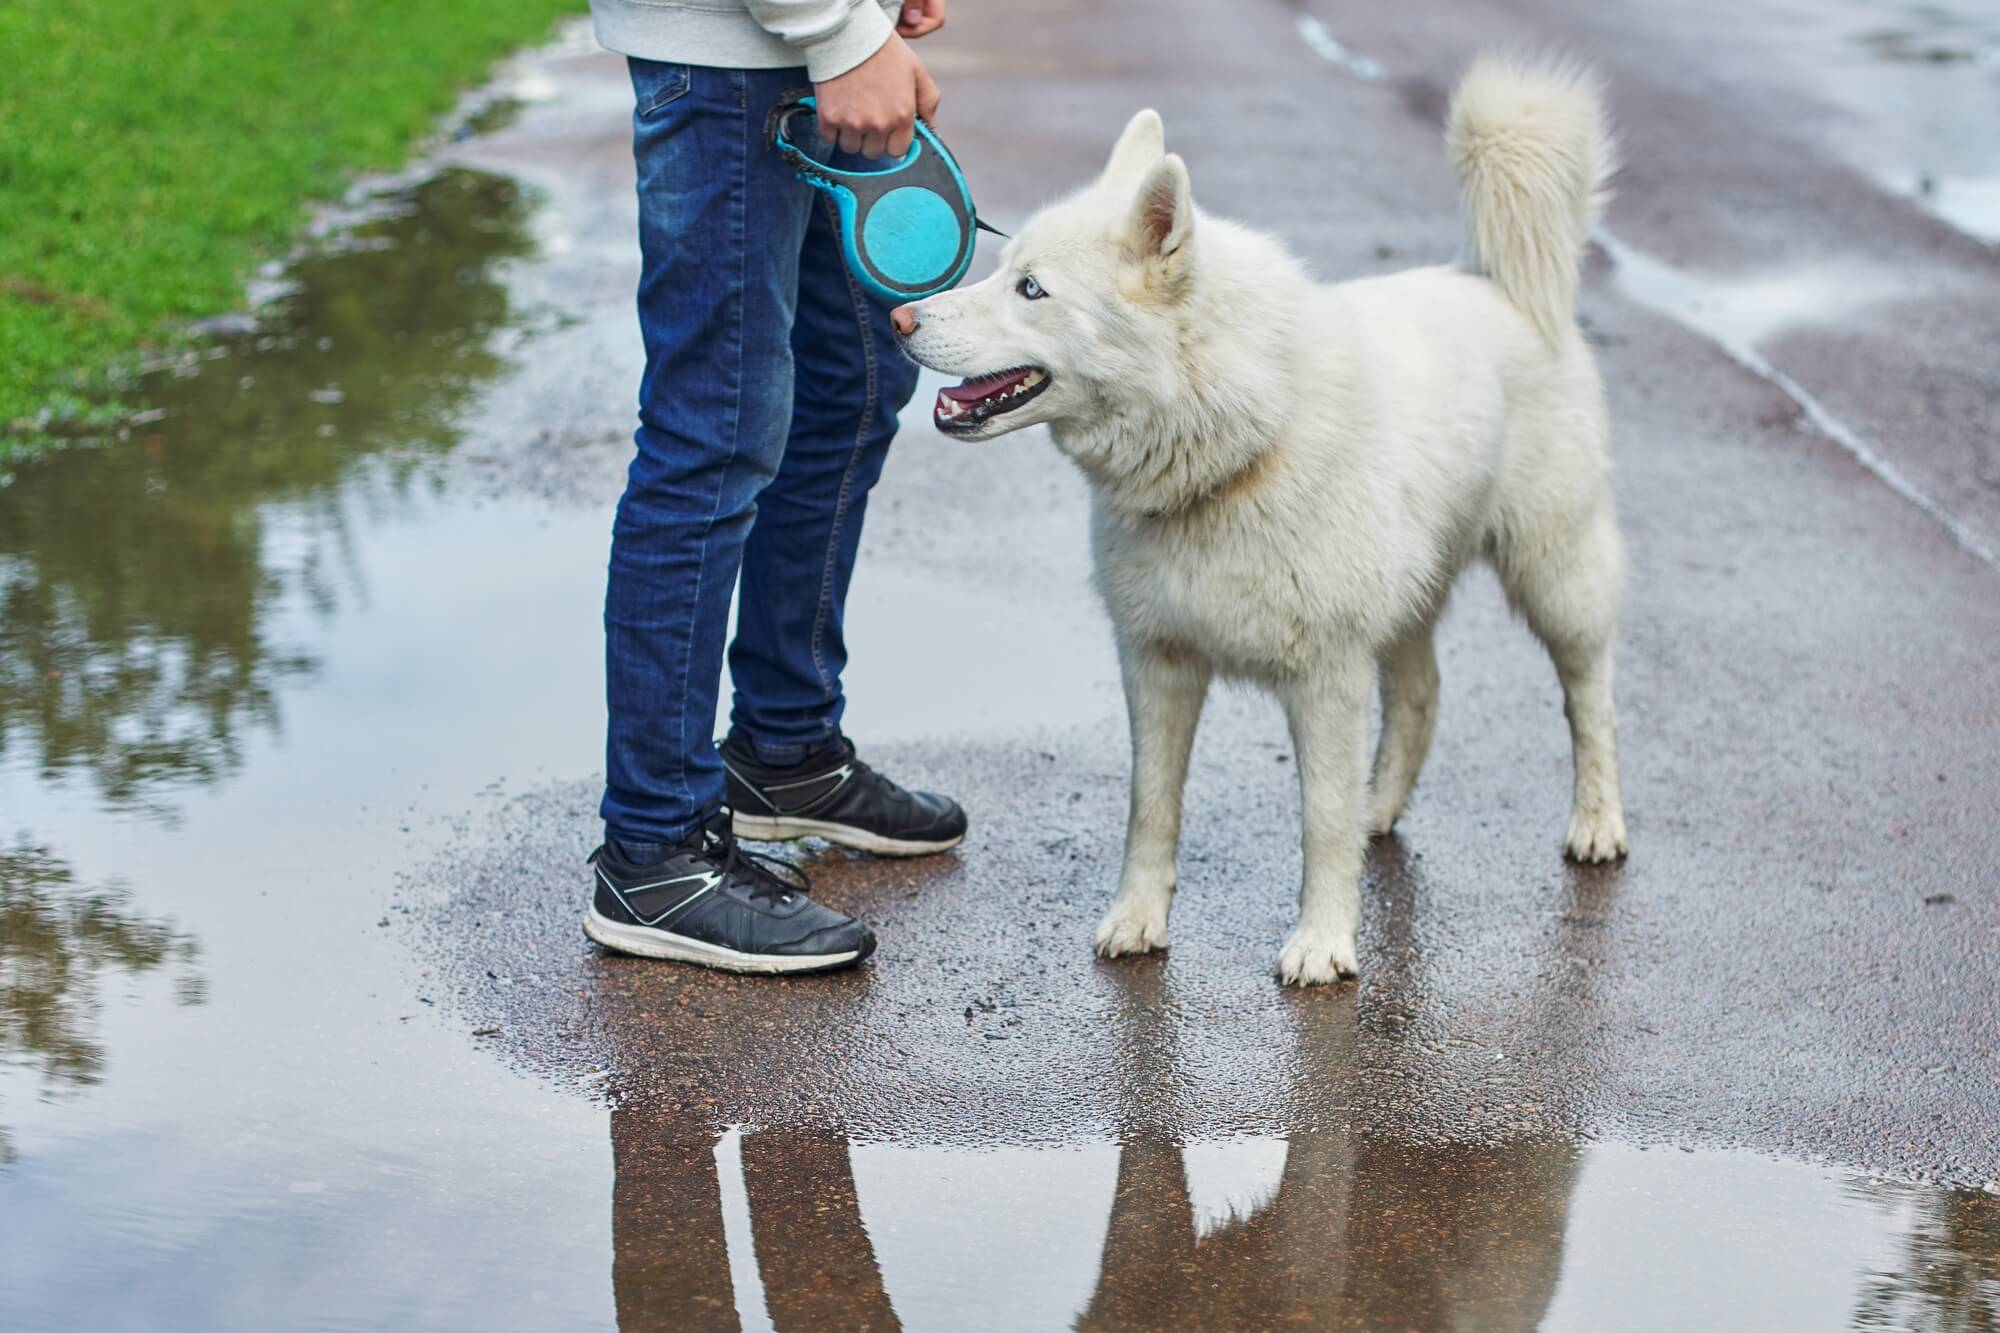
left=0, top=0, right=584, bottom=454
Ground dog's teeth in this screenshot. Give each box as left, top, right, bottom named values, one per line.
left=1024, top=370, right=1045, bottom=387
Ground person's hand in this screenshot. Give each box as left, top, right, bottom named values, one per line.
left=897, top=0, right=946, bottom=39
left=814, top=32, right=941, bottom=159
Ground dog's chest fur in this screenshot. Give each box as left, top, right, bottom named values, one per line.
left=1090, top=495, right=1343, bottom=681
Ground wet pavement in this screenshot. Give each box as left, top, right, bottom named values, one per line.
left=3, top=4, right=1999, bottom=1330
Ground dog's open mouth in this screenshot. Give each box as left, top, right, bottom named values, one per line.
left=933, top=367, right=1050, bottom=432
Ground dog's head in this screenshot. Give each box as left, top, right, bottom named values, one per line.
left=893, top=109, right=1199, bottom=445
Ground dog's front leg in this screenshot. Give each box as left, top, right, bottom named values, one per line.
left=1276, top=654, right=1372, bottom=984
left=1096, top=642, right=1211, bottom=958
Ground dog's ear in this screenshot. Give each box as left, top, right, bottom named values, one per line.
left=1101, top=109, right=1166, bottom=190
left=1124, top=153, right=1195, bottom=292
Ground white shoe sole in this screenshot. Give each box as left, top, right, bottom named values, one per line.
left=731, top=812, right=963, bottom=857
left=583, top=908, right=864, bottom=974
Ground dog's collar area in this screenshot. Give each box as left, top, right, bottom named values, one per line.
left=933, top=366, right=1051, bottom=430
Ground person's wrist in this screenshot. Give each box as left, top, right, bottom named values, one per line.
left=801, top=1, right=895, bottom=83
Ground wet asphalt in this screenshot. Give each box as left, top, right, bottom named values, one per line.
left=3, top=0, right=1998, bottom=1328
left=425, top=0, right=2000, bottom=1180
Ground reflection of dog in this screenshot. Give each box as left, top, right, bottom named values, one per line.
left=1077, top=1132, right=1577, bottom=1331
left=1075, top=934, right=1580, bottom=1330
left=896, top=56, right=1629, bottom=982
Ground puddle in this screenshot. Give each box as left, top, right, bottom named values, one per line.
left=1592, top=253, right=1907, bottom=355
left=1860, top=27, right=2000, bottom=66
left=0, top=168, right=539, bottom=815
left=0, top=842, right=204, bottom=1166
left=1294, top=13, right=1384, bottom=81
left=1725, top=0, right=2000, bottom=246
left=603, top=1115, right=1999, bottom=1332
left=1644, top=1, right=2000, bottom=240
left=1893, top=169, right=2000, bottom=244
left=1843, top=2, right=2000, bottom=245
left=459, top=96, right=527, bottom=140
left=0, top=156, right=615, bottom=1329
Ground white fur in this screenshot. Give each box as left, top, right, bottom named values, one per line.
left=898, top=56, right=1629, bottom=985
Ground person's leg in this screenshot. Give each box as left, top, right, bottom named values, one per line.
left=601, top=60, right=818, bottom=846
left=725, top=180, right=922, bottom=763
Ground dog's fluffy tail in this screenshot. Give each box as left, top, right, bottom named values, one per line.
left=1446, top=53, right=1616, bottom=346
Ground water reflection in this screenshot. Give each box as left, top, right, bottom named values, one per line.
left=1853, top=1187, right=2000, bottom=1330
left=598, top=1110, right=2000, bottom=1332
left=0, top=840, right=202, bottom=1163
left=602, top=1114, right=1576, bottom=1330
left=1080, top=921, right=1578, bottom=1332
left=603, top=952, right=1580, bottom=1331
left=0, top=169, right=535, bottom=815
left=1078, top=1133, right=1573, bottom=1330
left=611, top=1118, right=898, bottom=1332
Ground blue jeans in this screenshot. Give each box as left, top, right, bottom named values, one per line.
left=602, top=59, right=919, bottom=845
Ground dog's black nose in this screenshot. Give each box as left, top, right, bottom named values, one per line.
left=890, top=304, right=919, bottom=338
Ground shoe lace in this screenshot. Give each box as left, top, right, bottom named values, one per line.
left=845, top=751, right=909, bottom=802
left=699, top=805, right=809, bottom=905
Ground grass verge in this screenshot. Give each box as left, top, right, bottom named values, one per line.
left=0, top=0, right=585, bottom=460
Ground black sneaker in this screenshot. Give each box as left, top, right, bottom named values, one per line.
left=719, top=732, right=967, bottom=857
left=583, top=810, right=875, bottom=974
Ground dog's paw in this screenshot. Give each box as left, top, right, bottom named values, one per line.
left=1094, top=896, right=1170, bottom=958
left=1275, top=927, right=1358, bottom=986
left=1564, top=806, right=1629, bottom=863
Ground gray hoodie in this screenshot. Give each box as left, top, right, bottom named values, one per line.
left=590, top=0, right=901, bottom=82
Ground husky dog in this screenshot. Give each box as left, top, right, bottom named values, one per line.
left=892, top=57, right=1627, bottom=984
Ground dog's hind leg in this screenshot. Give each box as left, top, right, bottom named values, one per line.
left=1096, top=642, right=1211, bottom=958
left=1275, top=652, right=1372, bottom=984
left=1496, top=507, right=1629, bottom=862
left=1367, top=623, right=1441, bottom=835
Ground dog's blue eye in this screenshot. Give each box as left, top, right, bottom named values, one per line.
left=1018, top=275, right=1046, bottom=300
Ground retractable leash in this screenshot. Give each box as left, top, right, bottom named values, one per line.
left=768, top=96, right=1007, bottom=304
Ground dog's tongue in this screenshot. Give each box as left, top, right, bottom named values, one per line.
left=941, top=368, right=1032, bottom=403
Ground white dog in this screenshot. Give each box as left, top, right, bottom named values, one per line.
left=893, top=56, right=1628, bottom=984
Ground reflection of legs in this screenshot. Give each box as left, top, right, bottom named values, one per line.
left=1075, top=1137, right=1195, bottom=1331
left=609, top=1106, right=740, bottom=1333
left=739, top=1132, right=899, bottom=1332
left=1342, top=1137, right=1577, bottom=1331
left=1257, top=990, right=1361, bottom=1317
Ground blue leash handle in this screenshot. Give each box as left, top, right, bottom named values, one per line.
left=768, top=96, right=1001, bottom=303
